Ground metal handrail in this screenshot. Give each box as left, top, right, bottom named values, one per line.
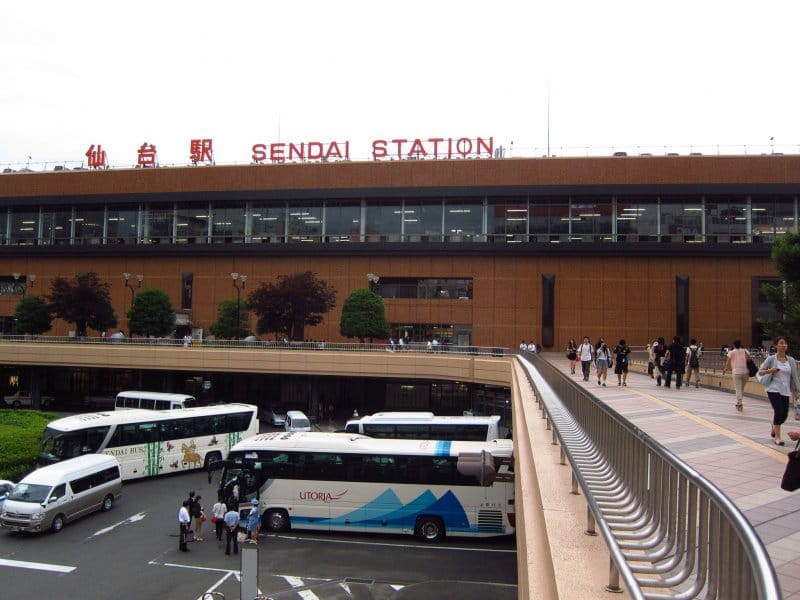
left=0, top=334, right=507, bottom=356
left=518, top=353, right=781, bottom=599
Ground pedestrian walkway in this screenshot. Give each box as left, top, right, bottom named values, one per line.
left=548, top=354, right=800, bottom=599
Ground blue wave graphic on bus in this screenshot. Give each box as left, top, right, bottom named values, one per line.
left=298, top=488, right=477, bottom=533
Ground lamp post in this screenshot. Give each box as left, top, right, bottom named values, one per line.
left=231, top=272, right=248, bottom=337
left=366, top=273, right=380, bottom=292
left=12, top=272, right=35, bottom=297
left=123, top=272, right=144, bottom=302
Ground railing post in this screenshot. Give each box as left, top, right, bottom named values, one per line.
left=605, top=557, right=623, bottom=594
left=585, top=505, right=597, bottom=535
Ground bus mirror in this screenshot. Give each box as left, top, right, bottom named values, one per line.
left=457, top=450, right=496, bottom=486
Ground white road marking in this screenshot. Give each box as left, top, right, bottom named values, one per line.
left=284, top=575, right=305, bottom=587
left=195, top=570, right=235, bottom=600
left=298, top=590, right=319, bottom=600
left=274, top=533, right=515, bottom=553
left=0, top=558, right=76, bottom=573
left=88, top=512, right=146, bottom=538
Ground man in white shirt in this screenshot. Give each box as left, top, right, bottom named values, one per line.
left=578, top=336, right=594, bottom=381
left=178, top=500, right=191, bottom=552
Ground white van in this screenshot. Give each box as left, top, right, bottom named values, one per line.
left=0, top=454, right=122, bottom=533
left=284, top=410, right=312, bottom=432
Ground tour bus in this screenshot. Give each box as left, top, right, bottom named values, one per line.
left=344, top=412, right=502, bottom=442
left=38, top=403, right=259, bottom=480
left=115, top=391, right=197, bottom=410
left=209, top=431, right=514, bottom=543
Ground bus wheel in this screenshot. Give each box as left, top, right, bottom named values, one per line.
left=50, top=514, right=65, bottom=533
left=265, top=509, right=290, bottom=532
left=416, top=516, right=445, bottom=543
left=101, top=494, right=114, bottom=512
left=204, top=451, right=223, bottom=470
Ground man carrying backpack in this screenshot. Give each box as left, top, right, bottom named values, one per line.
left=685, top=339, right=703, bottom=389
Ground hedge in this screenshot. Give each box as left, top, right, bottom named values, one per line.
left=0, top=410, right=58, bottom=481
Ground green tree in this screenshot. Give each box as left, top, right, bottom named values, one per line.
left=128, top=288, right=176, bottom=337
left=248, top=271, right=336, bottom=341
left=13, top=295, right=53, bottom=335
left=760, top=232, right=800, bottom=350
left=209, top=299, right=251, bottom=339
left=339, top=288, right=390, bottom=343
left=47, top=272, right=117, bottom=337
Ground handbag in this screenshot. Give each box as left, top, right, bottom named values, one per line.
left=747, top=358, right=759, bottom=378
left=661, top=357, right=675, bottom=371
left=780, top=440, right=800, bottom=492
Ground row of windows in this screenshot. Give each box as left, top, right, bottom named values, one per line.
left=232, top=451, right=483, bottom=486
left=375, top=278, right=473, bottom=300
left=1, top=194, right=797, bottom=246
left=106, top=412, right=253, bottom=447
left=69, top=466, right=121, bottom=494
left=355, top=424, right=491, bottom=442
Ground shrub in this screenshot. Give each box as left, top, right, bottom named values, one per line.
left=0, top=410, right=58, bottom=481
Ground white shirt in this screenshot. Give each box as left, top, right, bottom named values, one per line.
left=178, top=505, right=190, bottom=525
left=578, top=343, right=593, bottom=361
left=766, top=358, right=793, bottom=396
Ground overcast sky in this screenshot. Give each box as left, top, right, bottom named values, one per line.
left=1, top=1, right=798, bottom=168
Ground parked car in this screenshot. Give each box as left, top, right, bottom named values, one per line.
left=266, top=405, right=287, bottom=427
left=2, top=390, right=55, bottom=408
left=0, top=480, right=14, bottom=511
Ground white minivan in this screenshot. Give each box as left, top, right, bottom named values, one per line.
left=0, top=454, right=122, bottom=533
left=284, top=410, right=312, bottom=432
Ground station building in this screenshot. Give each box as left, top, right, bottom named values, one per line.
left=0, top=153, right=795, bottom=354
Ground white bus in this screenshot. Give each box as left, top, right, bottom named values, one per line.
left=39, top=403, right=259, bottom=480
left=344, top=412, right=502, bottom=442
left=115, top=391, right=197, bottom=410
left=210, top=431, right=515, bottom=543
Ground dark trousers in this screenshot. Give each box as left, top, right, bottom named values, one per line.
left=768, top=391, right=790, bottom=425
left=215, top=518, right=225, bottom=541
left=226, top=526, right=239, bottom=555
left=581, top=360, right=591, bottom=380
left=664, top=370, right=683, bottom=388
left=179, top=523, right=190, bottom=550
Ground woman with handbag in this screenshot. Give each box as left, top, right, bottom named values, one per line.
left=723, top=339, right=751, bottom=411
left=566, top=338, right=578, bottom=375
left=757, top=336, right=800, bottom=446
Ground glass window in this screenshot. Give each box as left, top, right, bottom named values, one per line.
left=40, top=206, right=72, bottom=245
left=529, top=197, right=569, bottom=242
left=251, top=203, right=286, bottom=243
left=107, top=205, right=140, bottom=245
left=706, top=195, right=747, bottom=243
left=324, top=201, right=361, bottom=242
left=175, top=203, right=209, bottom=244
left=287, top=204, right=322, bottom=243
left=402, top=199, right=443, bottom=242
left=570, top=196, right=612, bottom=242
left=9, top=209, right=39, bottom=245
left=444, top=198, right=483, bottom=241
left=364, top=203, right=402, bottom=242
left=659, top=196, right=703, bottom=242
left=145, top=204, right=174, bottom=244
left=751, top=195, right=796, bottom=242
left=487, top=198, right=528, bottom=243
left=74, top=206, right=105, bottom=245
left=615, top=197, right=658, bottom=242
left=211, top=203, right=246, bottom=243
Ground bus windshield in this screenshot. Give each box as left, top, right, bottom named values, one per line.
left=39, top=425, right=111, bottom=462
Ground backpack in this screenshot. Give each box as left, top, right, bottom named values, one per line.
left=689, top=347, right=699, bottom=368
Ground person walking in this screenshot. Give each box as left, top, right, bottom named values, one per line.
left=178, top=500, right=191, bottom=552
left=757, top=336, right=800, bottom=446
left=685, top=339, right=703, bottom=388
left=578, top=336, right=594, bottom=382
left=613, top=339, right=630, bottom=386
left=566, top=338, right=578, bottom=375
left=652, top=337, right=667, bottom=386
left=212, top=495, right=227, bottom=541
left=223, top=505, right=241, bottom=555
left=595, top=341, right=611, bottom=386
left=191, top=494, right=204, bottom=541
left=663, top=336, right=686, bottom=389
left=723, top=340, right=751, bottom=411
left=246, top=498, right=261, bottom=544
left=646, top=341, right=655, bottom=378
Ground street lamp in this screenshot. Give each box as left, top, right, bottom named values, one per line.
left=123, top=272, right=144, bottom=302
left=231, top=272, right=248, bottom=336
left=366, top=273, right=380, bottom=292
left=12, top=272, right=35, bottom=297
